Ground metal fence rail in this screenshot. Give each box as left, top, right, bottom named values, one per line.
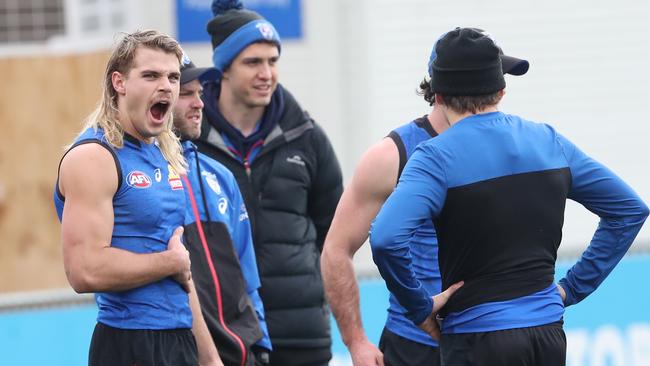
left=0, top=240, right=648, bottom=309
left=0, top=288, right=93, bottom=313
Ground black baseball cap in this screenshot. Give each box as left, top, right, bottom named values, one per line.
left=180, top=52, right=219, bottom=84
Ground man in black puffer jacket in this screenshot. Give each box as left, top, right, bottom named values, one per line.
left=196, top=1, right=344, bottom=365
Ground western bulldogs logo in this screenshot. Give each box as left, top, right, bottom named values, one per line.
left=181, top=51, right=192, bottom=67
left=256, top=22, right=275, bottom=40
left=127, top=171, right=152, bottom=189
left=202, top=171, right=221, bottom=194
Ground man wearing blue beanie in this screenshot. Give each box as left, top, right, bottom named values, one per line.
left=195, top=1, right=343, bottom=366
left=370, top=27, right=648, bottom=365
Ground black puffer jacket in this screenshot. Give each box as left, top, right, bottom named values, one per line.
left=196, top=84, right=343, bottom=349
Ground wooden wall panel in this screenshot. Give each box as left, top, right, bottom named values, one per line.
left=0, top=51, right=109, bottom=292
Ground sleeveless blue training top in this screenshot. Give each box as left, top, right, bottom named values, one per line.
left=53, top=127, right=192, bottom=330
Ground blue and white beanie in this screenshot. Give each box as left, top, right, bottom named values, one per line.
left=207, top=0, right=281, bottom=73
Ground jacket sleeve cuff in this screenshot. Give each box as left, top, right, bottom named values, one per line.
left=406, top=296, right=434, bottom=326
left=558, top=278, right=577, bottom=307
left=254, top=338, right=273, bottom=352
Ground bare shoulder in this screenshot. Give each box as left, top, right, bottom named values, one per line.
left=323, top=137, right=400, bottom=253
left=350, top=137, right=399, bottom=200
left=59, top=143, right=118, bottom=200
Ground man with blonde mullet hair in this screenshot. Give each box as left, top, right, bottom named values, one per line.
left=54, top=30, right=223, bottom=366
left=79, top=30, right=187, bottom=174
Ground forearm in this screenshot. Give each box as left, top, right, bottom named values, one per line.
left=371, top=200, right=432, bottom=325
left=371, top=241, right=432, bottom=325
left=559, top=212, right=648, bottom=306
left=65, top=246, right=180, bottom=293
left=559, top=137, right=649, bottom=306
left=322, top=249, right=368, bottom=346
left=190, top=280, right=221, bottom=365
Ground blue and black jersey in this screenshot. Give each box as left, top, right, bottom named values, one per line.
left=53, top=127, right=191, bottom=330
left=371, top=111, right=648, bottom=334
left=182, top=141, right=271, bottom=366
left=384, top=116, right=441, bottom=346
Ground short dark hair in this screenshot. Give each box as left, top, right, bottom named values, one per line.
left=417, top=77, right=435, bottom=106
left=437, top=91, right=503, bottom=114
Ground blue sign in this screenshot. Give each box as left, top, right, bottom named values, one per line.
left=329, top=255, right=650, bottom=366
left=3, top=255, right=648, bottom=365
left=176, top=0, right=302, bottom=44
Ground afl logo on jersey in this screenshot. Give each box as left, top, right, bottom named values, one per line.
left=127, top=171, right=152, bottom=189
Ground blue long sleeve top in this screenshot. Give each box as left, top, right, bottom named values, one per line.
left=370, top=111, right=648, bottom=333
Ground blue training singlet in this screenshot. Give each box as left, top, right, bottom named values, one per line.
left=53, top=128, right=192, bottom=330
left=384, top=116, right=441, bottom=346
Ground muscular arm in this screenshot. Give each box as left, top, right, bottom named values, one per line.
left=321, top=138, right=398, bottom=365
left=59, top=143, right=189, bottom=293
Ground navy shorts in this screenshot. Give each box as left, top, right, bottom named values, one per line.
left=378, top=327, right=441, bottom=366
left=440, top=320, right=566, bottom=366
left=88, top=322, right=198, bottom=366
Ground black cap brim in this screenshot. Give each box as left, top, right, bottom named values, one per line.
left=501, top=55, right=529, bottom=76
left=180, top=67, right=220, bottom=84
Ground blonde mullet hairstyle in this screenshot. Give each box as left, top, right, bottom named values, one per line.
left=78, top=29, right=187, bottom=174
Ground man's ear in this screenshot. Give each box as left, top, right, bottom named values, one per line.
left=112, top=71, right=126, bottom=95
left=496, top=89, right=506, bottom=104
left=434, top=93, right=444, bottom=105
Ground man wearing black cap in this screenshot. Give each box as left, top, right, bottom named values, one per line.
left=174, top=54, right=273, bottom=366
left=370, top=27, right=648, bottom=365
left=322, top=28, right=536, bottom=366
left=194, top=1, right=343, bottom=365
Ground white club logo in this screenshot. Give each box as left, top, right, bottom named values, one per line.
left=256, top=22, right=275, bottom=40
left=202, top=171, right=221, bottom=194
left=181, top=51, right=192, bottom=66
